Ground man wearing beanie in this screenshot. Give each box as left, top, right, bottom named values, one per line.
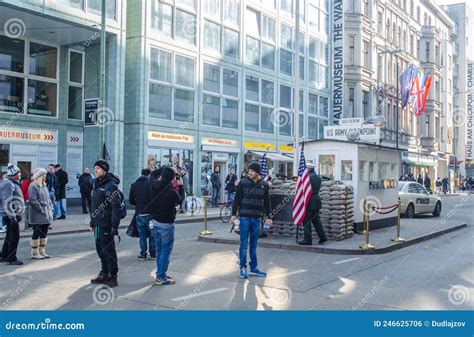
left=0, top=163, right=25, bottom=265
left=231, top=162, right=272, bottom=279
left=148, top=166, right=184, bottom=286
left=54, top=164, right=68, bottom=219
left=89, top=159, right=122, bottom=288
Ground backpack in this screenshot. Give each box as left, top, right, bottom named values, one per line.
left=105, top=181, right=127, bottom=219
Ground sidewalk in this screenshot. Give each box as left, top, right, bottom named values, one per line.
left=0, top=207, right=221, bottom=240
left=199, top=217, right=467, bottom=255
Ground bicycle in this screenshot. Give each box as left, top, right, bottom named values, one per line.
left=219, top=201, right=233, bottom=223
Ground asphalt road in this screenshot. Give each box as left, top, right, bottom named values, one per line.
left=0, top=194, right=472, bottom=310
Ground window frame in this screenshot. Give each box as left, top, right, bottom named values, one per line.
left=67, top=49, right=85, bottom=121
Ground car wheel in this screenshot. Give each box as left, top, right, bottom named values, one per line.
left=404, top=203, right=415, bottom=218
left=432, top=201, right=441, bottom=217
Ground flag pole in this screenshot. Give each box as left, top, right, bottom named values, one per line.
left=293, top=0, right=300, bottom=178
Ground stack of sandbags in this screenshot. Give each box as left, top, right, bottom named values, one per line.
left=269, top=180, right=297, bottom=236
left=320, top=181, right=355, bottom=241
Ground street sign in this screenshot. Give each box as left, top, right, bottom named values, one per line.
left=324, top=124, right=381, bottom=142
left=84, top=98, right=99, bottom=126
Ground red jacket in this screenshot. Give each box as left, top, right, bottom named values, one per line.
left=21, top=180, right=30, bottom=201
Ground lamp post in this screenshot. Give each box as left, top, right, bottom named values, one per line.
left=98, top=0, right=107, bottom=158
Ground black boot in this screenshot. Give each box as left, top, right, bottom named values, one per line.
left=298, top=240, right=312, bottom=246
left=90, top=271, right=108, bottom=284
left=104, top=274, right=118, bottom=288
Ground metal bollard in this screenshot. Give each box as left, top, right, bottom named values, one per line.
left=360, top=198, right=374, bottom=250
left=200, top=196, right=212, bottom=235
left=391, top=197, right=405, bottom=242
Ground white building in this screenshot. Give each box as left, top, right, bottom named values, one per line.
left=343, top=0, right=456, bottom=184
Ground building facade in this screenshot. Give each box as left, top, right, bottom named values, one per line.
left=445, top=3, right=474, bottom=179
left=343, top=0, right=456, bottom=184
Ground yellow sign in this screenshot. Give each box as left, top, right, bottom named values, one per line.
left=148, top=131, right=194, bottom=143
left=278, top=145, right=294, bottom=153
left=244, top=141, right=275, bottom=151
left=202, top=137, right=238, bottom=147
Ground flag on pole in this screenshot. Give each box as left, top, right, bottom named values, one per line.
left=259, top=151, right=269, bottom=182
left=399, top=64, right=417, bottom=108
left=292, top=146, right=312, bottom=226
left=420, top=72, right=432, bottom=114
left=409, top=72, right=424, bottom=116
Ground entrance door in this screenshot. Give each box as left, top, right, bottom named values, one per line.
left=213, top=161, right=227, bottom=203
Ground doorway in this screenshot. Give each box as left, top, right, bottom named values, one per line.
left=213, top=161, right=227, bottom=204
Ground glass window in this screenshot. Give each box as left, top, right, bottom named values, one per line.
left=308, top=93, right=317, bottom=114
left=223, top=68, right=238, bottom=97
left=359, top=161, right=368, bottom=181
left=177, top=0, right=196, bottom=11
left=246, top=75, right=259, bottom=102
left=308, top=116, right=318, bottom=139
left=0, top=36, right=24, bottom=73
left=319, top=96, right=328, bottom=117
left=369, top=162, right=377, bottom=180
left=246, top=8, right=260, bottom=38
left=261, top=107, right=274, bottom=134
left=222, top=98, right=238, bottom=128
left=308, top=4, right=318, bottom=30
left=261, top=43, right=275, bottom=70
left=149, top=84, right=172, bottom=119
left=319, top=119, right=328, bottom=138
left=309, top=37, right=317, bottom=59
left=175, top=55, right=194, bottom=87
left=280, top=25, right=294, bottom=50
left=27, top=80, right=57, bottom=117
left=87, top=0, right=116, bottom=19
left=203, top=0, right=220, bottom=20
left=223, top=28, right=239, bottom=58
left=279, top=84, right=292, bottom=108
left=150, top=49, right=172, bottom=83
left=176, top=10, right=196, bottom=45
left=319, top=155, right=335, bottom=179
left=224, top=0, right=240, bottom=26
left=280, top=0, right=294, bottom=16
left=174, top=89, right=194, bottom=121
left=0, top=75, right=24, bottom=113
left=299, top=55, right=305, bottom=80
left=308, top=61, right=317, bottom=85
left=280, top=49, right=293, bottom=76
left=299, top=113, right=304, bottom=137
left=57, top=0, right=84, bottom=9
left=202, top=94, right=220, bottom=126
left=245, top=103, right=259, bottom=131
left=378, top=162, right=389, bottom=179
left=203, top=63, right=220, bottom=93
left=246, top=36, right=259, bottom=65
left=262, top=15, right=275, bottom=42
left=29, top=43, right=57, bottom=79
left=279, top=110, right=292, bottom=136
left=68, top=86, right=82, bottom=120
left=341, top=160, right=353, bottom=180
left=261, top=80, right=274, bottom=105
left=204, top=20, right=221, bottom=53
left=69, top=51, right=83, bottom=84
left=151, top=1, right=172, bottom=36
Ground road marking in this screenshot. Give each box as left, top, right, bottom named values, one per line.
left=269, top=269, right=307, bottom=280
left=333, top=258, right=360, bottom=265
left=171, top=287, right=229, bottom=302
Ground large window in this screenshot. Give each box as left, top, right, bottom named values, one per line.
left=149, top=48, right=195, bottom=121
left=68, top=50, right=84, bottom=120
left=278, top=84, right=292, bottom=136
left=202, top=63, right=239, bottom=128
left=245, top=8, right=275, bottom=70
left=87, top=0, right=117, bottom=20
left=244, top=75, right=275, bottom=133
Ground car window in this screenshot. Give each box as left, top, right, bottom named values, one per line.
left=408, top=184, right=418, bottom=193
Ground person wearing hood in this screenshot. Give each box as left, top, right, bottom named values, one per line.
left=129, top=168, right=155, bottom=261
left=148, top=166, right=184, bottom=286
left=89, top=160, right=122, bottom=288
left=28, top=168, right=54, bottom=259
left=0, top=164, right=25, bottom=265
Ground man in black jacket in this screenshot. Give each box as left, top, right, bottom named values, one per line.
left=54, top=164, right=68, bottom=219
left=230, top=162, right=272, bottom=279
left=78, top=167, right=93, bottom=214
left=46, top=164, right=58, bottom=218
left=129, top=169, right=155, bottom=260
left=148, top=166, right=184, bottom=286
left=89, top=160, right=121, bottom=288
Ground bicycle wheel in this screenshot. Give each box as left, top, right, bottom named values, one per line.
left=220, top=205, right=232, bottom=223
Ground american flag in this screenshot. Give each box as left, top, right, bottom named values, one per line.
left=260, top=152, right=269, bottom=182
left=292, top=147, right=312, bottom=226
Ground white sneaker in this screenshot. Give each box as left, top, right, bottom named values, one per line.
left=0, top=227, right=5, bottom=233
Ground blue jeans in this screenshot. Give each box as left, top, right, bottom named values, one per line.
left=211, top=187, right=220, bottom=206
left=239, top=217, right=260, bottom=269
left=54, top=199, right=65, bottom=217
left=136, top=215, right=155, bottom=257
left=150, top=220, right=175, bottom=279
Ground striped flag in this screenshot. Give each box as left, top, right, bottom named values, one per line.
left=292, top=147, right=312, bottom=226
left=260, top=152, right=269, bottom=182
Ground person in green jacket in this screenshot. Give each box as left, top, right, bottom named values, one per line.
left=298, top=162, right=328, bottom=245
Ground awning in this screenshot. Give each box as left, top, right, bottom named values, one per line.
left=248, top=151, right=293, bottom=162
left=402, top=160, right=435, bottom=167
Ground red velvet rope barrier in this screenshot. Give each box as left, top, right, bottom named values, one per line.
left=370, top=203, right=399, bottom=215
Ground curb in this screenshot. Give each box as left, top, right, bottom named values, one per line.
left=1, top=216, right=221, bottom=240
left=198, top=223, right=467, bottom=255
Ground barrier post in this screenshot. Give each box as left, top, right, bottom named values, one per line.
left=200, top=196, right=212, bottom=235
left=391, top=197, right=405, bottom=242
left=360, top=198, right=375, bottom=250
